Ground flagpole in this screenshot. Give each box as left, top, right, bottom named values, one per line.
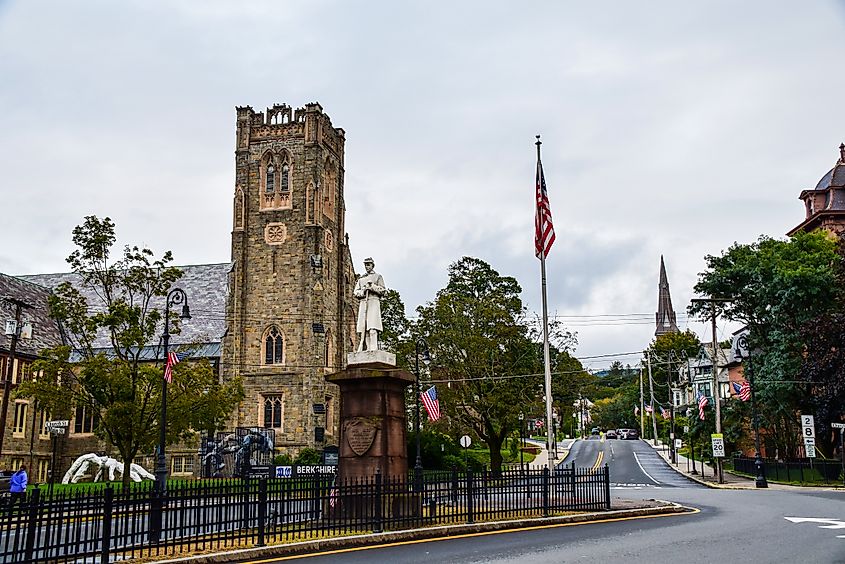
left=537, top=136, right=555, bottom=465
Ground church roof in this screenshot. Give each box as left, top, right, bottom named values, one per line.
left=813, top=144, right=845, bottom=191
left=17, top=263, right=230, bottom=351
left=0, top=273, right=65, bottom=357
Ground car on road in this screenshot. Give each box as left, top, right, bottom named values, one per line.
left=590, top=427, right=600, bottom=435
left=619, top=429, right=640, bottom=440
left=605, top=429, right=618, bottom=439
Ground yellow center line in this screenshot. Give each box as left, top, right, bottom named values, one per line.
left=243, top=507, right=701, bottom=563
left=593, top=450, right=604, bottom=470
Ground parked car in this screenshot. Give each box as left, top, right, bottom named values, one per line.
left=605, top=429, right=618, bottom=439
left=0, top=470, right=13, bottom=504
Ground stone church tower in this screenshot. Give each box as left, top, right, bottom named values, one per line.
left=223, top=102, right=357, bottom=455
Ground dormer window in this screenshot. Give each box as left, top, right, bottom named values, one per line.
left=266, top=164, right=276, bottom=193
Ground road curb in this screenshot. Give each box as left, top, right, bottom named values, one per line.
left=157, top=503, right=692, bottom=563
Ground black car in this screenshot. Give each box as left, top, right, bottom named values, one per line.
left=622, top=429, right=640, bottom=440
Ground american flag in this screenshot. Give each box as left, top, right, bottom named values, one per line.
left=645, top=404, right=653, bottom=414
left=420, top=386, right=441, bottom=422
left=163, top=351, right=186, bottom=383
left=329, top=481, right=338, bottom=508
left=661, top=407, right=671, bottom=420
left=739, top=381, right=751, bottom=402
left=697, top=393, right=709, bottom=420
left=534, top=159, right=556, bottom=259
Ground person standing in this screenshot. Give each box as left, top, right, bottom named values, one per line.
left=8, top=465, right=27, bottom=512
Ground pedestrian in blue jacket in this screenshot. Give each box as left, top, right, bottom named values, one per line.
left=8, top=466, right=27, bottom=512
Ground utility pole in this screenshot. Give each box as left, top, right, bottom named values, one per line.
left=647, top=351, right=658, bottom=446
left=639, top=366, right=645, bottom=438
left=691, top=297, right=729, bottom=484
left=0, top=297, right=33, bottom=457
left=667, top=353, right=676, bottom=464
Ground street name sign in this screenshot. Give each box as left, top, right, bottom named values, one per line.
left=831, top=423, right=845, bottom=430
left=711, top=433, right=725, bottom=458
left=45, top=420, right=69, bottom=429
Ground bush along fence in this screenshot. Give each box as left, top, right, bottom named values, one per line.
left=732, top=456, right=844, bottom=485
left=0, top=464, right=610, bottom=564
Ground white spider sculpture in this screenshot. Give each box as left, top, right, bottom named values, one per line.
left=62, top=453, right=155, bottom=484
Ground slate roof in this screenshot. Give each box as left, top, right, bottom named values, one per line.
left=18, top=263, right=231, bottom=353
left=0, top=273, right=65, bottom=357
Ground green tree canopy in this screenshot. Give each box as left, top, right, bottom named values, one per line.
left=414, top=257, right=551, bottom=474
left=689, top=230, right=840, bottom=456
left=19, top=216, right=243, bottom=485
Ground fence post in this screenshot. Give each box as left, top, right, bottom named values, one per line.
left=570, top=462, right=576, bottom=498
left=24, top=488, right=41, bottom=562
left=466, top=469, right=474, bottom=525
left=373, top=470, right=383, bottom=534
left=257, top=478, right=268, bottom=547
left=604, top=465, right=611, bottom=510
left=542, top=467, right=549, bottom=517
left=451, top=466, right=458, bottom=504
left=100, top=486, right=114, bottom=564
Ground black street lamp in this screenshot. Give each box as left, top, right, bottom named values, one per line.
left=150, top=288, right=190, bottom=541
left=414, top=338, right=430, bottom=492
left=735, top=334, right=767, bottom=488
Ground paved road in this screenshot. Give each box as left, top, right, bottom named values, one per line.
left=563, top=436, right=703, bottom=490
left=238, top=439, right=845, bottom=563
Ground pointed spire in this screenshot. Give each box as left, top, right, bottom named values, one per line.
left=839, top=143, right=845, bottom=164
left=655, top=255, right=679, bottom=337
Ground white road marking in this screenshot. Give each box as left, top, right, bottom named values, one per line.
left=785, top=517, right=845, bottom=539
left=633, top=452, right=661, bottom=485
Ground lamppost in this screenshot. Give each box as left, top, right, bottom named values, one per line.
left=414, top=338, right=430, bottom=492
left=518, top=412, right=525, bottom=472
left=735, top=333, right=768, bottom=488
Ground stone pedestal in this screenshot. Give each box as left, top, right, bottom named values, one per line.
left=326, top=358, right=413, bottom=482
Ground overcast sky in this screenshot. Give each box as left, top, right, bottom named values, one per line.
left=2, top=1, right=844, bottom=370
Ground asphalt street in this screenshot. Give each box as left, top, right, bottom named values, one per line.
left=240, top=438, right=845, bottom=564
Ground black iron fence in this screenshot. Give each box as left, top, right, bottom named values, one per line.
left=0, top=464, right=609, bottom=563
left=732, top=456, right=844, bottom=485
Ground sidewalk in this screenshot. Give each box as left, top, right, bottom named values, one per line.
left=525, top=438, right=576, bottom=469
left=646, top=440, right=841, bottom=490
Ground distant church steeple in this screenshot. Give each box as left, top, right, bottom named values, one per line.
left=655, top=255, right=678, bottom=337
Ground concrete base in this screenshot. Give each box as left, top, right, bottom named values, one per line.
left=347, top=350, right=396, bottom=367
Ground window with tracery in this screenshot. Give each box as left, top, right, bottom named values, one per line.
left=263, top=395, right=283, bottom=429
left=281, top=164, right=290, bottom=192
left=264, top=326, right=284, bottom=365
left=266, top=164, right=276, bottom=193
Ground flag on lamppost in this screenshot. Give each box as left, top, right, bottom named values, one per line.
left=732, top=381, right=751, bottom=402
left=661, top=406, right=671, bottom=420
left=697, top=393, right=709, bottom=420
left=420, top=386, right=441, bottom=422
left=163, top=351, right=186, bottom=383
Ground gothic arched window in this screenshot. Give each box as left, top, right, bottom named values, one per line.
left=281, top=163, right=290, bottom=192
left=264, top=326, right=284, bottom=365
left=263, top=395, right=283, bottom=429
left=266, top=164, right=276, bottom=193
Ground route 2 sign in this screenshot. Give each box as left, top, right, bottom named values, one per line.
left=801, top=414, right=816, bottom=439
left=711, top=434, right=725, bottom=458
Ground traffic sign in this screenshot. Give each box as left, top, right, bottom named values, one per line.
left=832, top=423, right=845, bottom=430
left=460, top=435, right=472, bottom=448
left=806, top=444, right=817, bottom=458
left=803, top=437, right=815, bottom=446
left=711, top=433, right=725, bottom=458
left=801, top=414, right=816, bottom=439
left=674, top=438, right=682, bottom=449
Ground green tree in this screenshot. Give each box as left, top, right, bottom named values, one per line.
left=414, top=257, right=547, bottom=475
left=689, top=230, right=839, bottom=456
left=18, top=216, right=244, bottom=486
